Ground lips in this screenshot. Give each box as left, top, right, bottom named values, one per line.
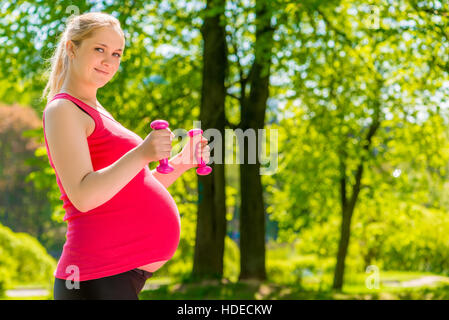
left=94, top=68, right=109, bottom=75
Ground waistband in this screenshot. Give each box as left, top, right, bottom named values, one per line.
left=131, top=268, right=154, bottom=280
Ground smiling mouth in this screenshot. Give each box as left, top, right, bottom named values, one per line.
left=94, top=68, right=109, bottom=75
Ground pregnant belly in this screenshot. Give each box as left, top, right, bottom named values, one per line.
left=134, top=174, right=180, bottom=273
left=138, top=260, right=168, bottom=272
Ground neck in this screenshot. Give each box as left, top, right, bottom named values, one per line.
left=60, top=73, right=98, bottom=106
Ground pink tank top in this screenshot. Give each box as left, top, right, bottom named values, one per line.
left=42, top=93, right=181, bottom=281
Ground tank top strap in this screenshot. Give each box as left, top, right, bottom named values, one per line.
left=47, top=93, right=104, bottom=137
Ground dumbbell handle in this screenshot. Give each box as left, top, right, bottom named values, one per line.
left=150, top=120, right=174, bottom=174
left=188, top=129, right=212, bottom=176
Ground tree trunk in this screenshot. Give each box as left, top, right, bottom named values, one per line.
left=333, top=118, right=380, bottom=291
left=192, top=0, right=228, bottom=280
left=238, top=0, right=274, bottom=281
left=333, top=206, right=353, bottom=290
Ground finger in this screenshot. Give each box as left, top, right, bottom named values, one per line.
left=156, top=133, right=171, bottom=140
left=154, top=128, right=168, bottom=134
left=158, top=129, right=172, bottom=136
left=158, top=153, right=171, bottom=160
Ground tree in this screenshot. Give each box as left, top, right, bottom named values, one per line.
left=265, top=0, right=447, bottom=290
left=192, top=0, right=228, bottom=280
left=236, top=0, right=275, bottom=281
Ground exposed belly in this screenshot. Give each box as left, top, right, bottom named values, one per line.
left=138, top=260, right=169, bottom=272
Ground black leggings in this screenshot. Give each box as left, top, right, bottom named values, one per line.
left=53, top=268, right=153, bottom=300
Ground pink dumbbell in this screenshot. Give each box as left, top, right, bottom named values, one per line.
left=188, top=129, right=212, bottom=176
left=150, top=119, right=174, bottom=174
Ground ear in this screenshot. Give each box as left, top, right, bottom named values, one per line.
left=66, top=40, right=76, bottom=58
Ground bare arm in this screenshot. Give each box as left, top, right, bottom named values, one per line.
left=151, top=133, right=211, bottom=188
left=151, top=151, right=192, bottom=189
left=79, top=146, right=148, bottom=211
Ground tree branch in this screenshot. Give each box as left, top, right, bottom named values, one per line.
left=348, top=115, right=381, bottom=213
left=226, top=92, right=241, bottom=102
left=315, top=7, right=380, bottom=78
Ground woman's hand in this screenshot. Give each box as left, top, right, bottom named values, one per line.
left=175, top=133, right=210, bottom=169
left=139, top=128, right=174, bottom=163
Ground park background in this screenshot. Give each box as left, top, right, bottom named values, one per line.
left=2, top=0, right=449, bottom=299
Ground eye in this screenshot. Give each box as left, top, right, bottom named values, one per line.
left=95, top=48, right=121, bottom=58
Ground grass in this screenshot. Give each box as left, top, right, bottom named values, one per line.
left=138, top=281, right=449, bottom=300
left=2, top=280, right=53, bottom=300
left=3, top=270, right=449, bottom=300
left=138, top=270, right=449, bottom=300
left=4, top=241, right=449, bottom=300
left=3, top=295, right=52, bottom=300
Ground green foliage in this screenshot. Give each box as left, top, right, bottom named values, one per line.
left=155, top=169, right=198, bottom=279
left=0, top=224, right=56, bottom=294
left=262, top=0, right=449, bottom=289
left=0, top=246, right=16, bottom=298
left=0, top=104, right=65, bottom=256
left=163, top=233, right=240, bottom=282
left=379, top=206, right=449, bottom=274
left=223, top=236, right=240, bottom=281
left=266, top=241, right=335, bottom=287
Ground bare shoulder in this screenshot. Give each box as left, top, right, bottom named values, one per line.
left=45, top=98, right=76, bottom=112
left=45, top=99, right=93, bottom=137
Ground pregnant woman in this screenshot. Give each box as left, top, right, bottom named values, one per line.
left=41, top=12, right=210, bottom=299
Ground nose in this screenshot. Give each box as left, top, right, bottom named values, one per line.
left=101, top=56, right=113, bottom=69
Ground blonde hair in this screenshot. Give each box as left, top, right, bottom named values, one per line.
left=42, top=12, right=124, bottom=102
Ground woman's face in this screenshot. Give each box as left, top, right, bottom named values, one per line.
left=67, top=26, right=125, bottom=88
